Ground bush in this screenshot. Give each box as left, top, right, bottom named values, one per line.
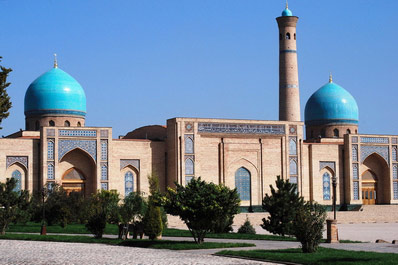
left=238, top=216, right=256, bottom=234
left=293, top=202, right=326, bottom=253
left=86, top=212, right=106, bottom=239
left=261, top=176, right=303, bottom=237
left=162, top=177, right=240, bottom=244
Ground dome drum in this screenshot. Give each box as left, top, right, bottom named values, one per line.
left=306, top=124, right=358, bottom=140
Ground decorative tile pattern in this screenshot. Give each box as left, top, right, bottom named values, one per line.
left=394, top=182, right=398, bottom=200
left=12, top=170, right=22, bottom=192
left=353, top=181, right=359, bottom=200
left=48, top=139, right=55, bottom=160
left=198, top=123, right=285, bottom=135
left=352, top=136, right=358, bottom=143
left=393, top=138, right=398, bottom=144
left=100, top=130, right=109, bottom=138
left=289, top=157, right=298, bottom=175
left=47, top=162, right=54, bottom=180
left=360, top=137, right=389, bottom=144
left=319, top=161, right=336, bottom=173
left=59, top=130, right=97, bottom=137
left=185, top=158, right=194, bottom=175
left=393, top=164, right=397, bottom=180
left=101, top=140, right=108, bottom=161
left=289, top=125, right=297, bottom=135
left=6, top=156, right=28, bottom=169
left=120, top=159, right=140, bottom=171
left=185, top=135, right=194, bottom=154
left=360, top=145, right=389, bottom=164
left=393, top=146, right=397, bottom=162
left=101, top=163, right=108, bottom=180
left=47, top=129, right=55, bottom=136
left=125, top=171, right=134, bottom=195
left=235, top=167, right=251, bottom=201
left=352, top=145, right=358, bottom=162
left=289, top=137, right=297, bottom=155
left=185, top=122, right=194, bottom=132
left=353, top=163, right=359, bottom=180
left=323, top=172, right=331, bottom=200
left=58, top=140, right=97, bottom=162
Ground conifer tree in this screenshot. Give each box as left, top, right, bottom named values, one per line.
left=0, top=57, right=12, bottom=129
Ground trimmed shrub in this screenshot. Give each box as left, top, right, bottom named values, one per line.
left=237, top=216, right=256, bottom=234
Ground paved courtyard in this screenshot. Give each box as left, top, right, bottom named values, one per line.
left=0, top=240, right=272, bottom=265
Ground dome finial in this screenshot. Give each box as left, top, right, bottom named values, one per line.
left=329, top=72, right=333, bottom=83
left=53, top=53, right=58, bottom=68
left=286, top=0, right=289, bottom=9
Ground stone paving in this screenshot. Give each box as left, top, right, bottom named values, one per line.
left=0, top=240, right=274, bottom=265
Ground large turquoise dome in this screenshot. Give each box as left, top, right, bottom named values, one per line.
left=24, top=67, right=86, bottom=117
left=305, top=80, right=359, bottom=126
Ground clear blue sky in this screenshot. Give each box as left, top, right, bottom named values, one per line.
left=1, top=0, right=397, bottom=138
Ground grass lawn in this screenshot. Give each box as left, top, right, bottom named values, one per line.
left=0, top=233, right=254, bottom=250
left=217, top=248, right=398, bottom=265
left=7, top=223, right=361, bottom=243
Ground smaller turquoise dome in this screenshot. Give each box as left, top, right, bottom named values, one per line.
left=282, top=7, right=293, bottom=17
left=305, top=80, right=359, bottom=126
left=24, top=67, right=86, bottom=117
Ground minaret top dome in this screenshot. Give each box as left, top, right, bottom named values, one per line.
left=281, top=2, right=293, bottom=17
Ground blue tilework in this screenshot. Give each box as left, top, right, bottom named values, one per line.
left=58, top=139, right=97, bottom=162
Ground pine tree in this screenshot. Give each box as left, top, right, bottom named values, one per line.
left=0, top=57, right=12, bottom=129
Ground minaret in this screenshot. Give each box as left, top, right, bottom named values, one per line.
left=276, top=3, right=301, bottom=121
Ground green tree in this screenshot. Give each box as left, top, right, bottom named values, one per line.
left=118, top=192, right=147, bottom=239
left=0, top=57, right=12, bottom=129
left=237, top=215, right=256, bottom=234
left=293, top=202, right=326, bottom=253
left=143, top=173, right=163, bottom=240
left=0, top=178, right=29, bottom=234
left=261, top=176, right=304, bottom=236
left=86, top=190, right=120, bottom=238
left=163, top=177, right=240, bottom=244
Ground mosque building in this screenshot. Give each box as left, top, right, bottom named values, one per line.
left=1, top=5, right=397, bottom=208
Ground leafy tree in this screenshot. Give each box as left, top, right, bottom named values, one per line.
left=118, top=192, right=147, bottom=239
left=293, top=202, right=327, bottom=253
left=162, top=177, right=240, bottom=244
left=0, top=57, right=12, bottom=129
left=261, top=176, right=303, bottom=236
left=0, top=178, right=29, bottom=234
left=143, top=173, right=163, bottom=240
left=86, top=190, right=120, bottom=238
left=237, top=215, right=256, bottom=234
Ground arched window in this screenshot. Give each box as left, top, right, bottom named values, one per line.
left=49, top=120, right=55, bottom=126
left=77, top=122, right=81, bottom=127
left=64, top=120, right=70, bottom=127
left=323, top=172, right=331, bottom=200
left=393, top=165, right=397, bottom=180
left=235, top=167, right=251, bottom=201
left=290, top=159, right=297, bottom=175
left=294, top=33, right=296, bottom=40
left=355, top=129, right=358, bottom=134
left=352, top=145, right=358, bottom=162
left=12, top=170, right=22, bottom=192
left=35, top=121, right=40, bottom=131
left=289, top=138, right=297, bottom=155
left=347, top=129, right=351, bottom=134
left=125, top=171, right=134, bottom=196
left=101, top=164, right=108, bottom=180
left=185, top=158, right=194, bottom=175
left=333, top=129, right=339, bottom=138
left=185, top=137, right=194, bottom=154
left=286, top=32, right=291, bottom=39
left=47, top=140, right=54, bottom=160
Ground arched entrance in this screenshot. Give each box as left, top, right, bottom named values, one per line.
left=362, top=153, right=390, bottom=204
left=62, top=167, right=86, bottom=195
left=362, top=170, right=377, bottom=205
left=59, top=148, right=96, bottom=197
